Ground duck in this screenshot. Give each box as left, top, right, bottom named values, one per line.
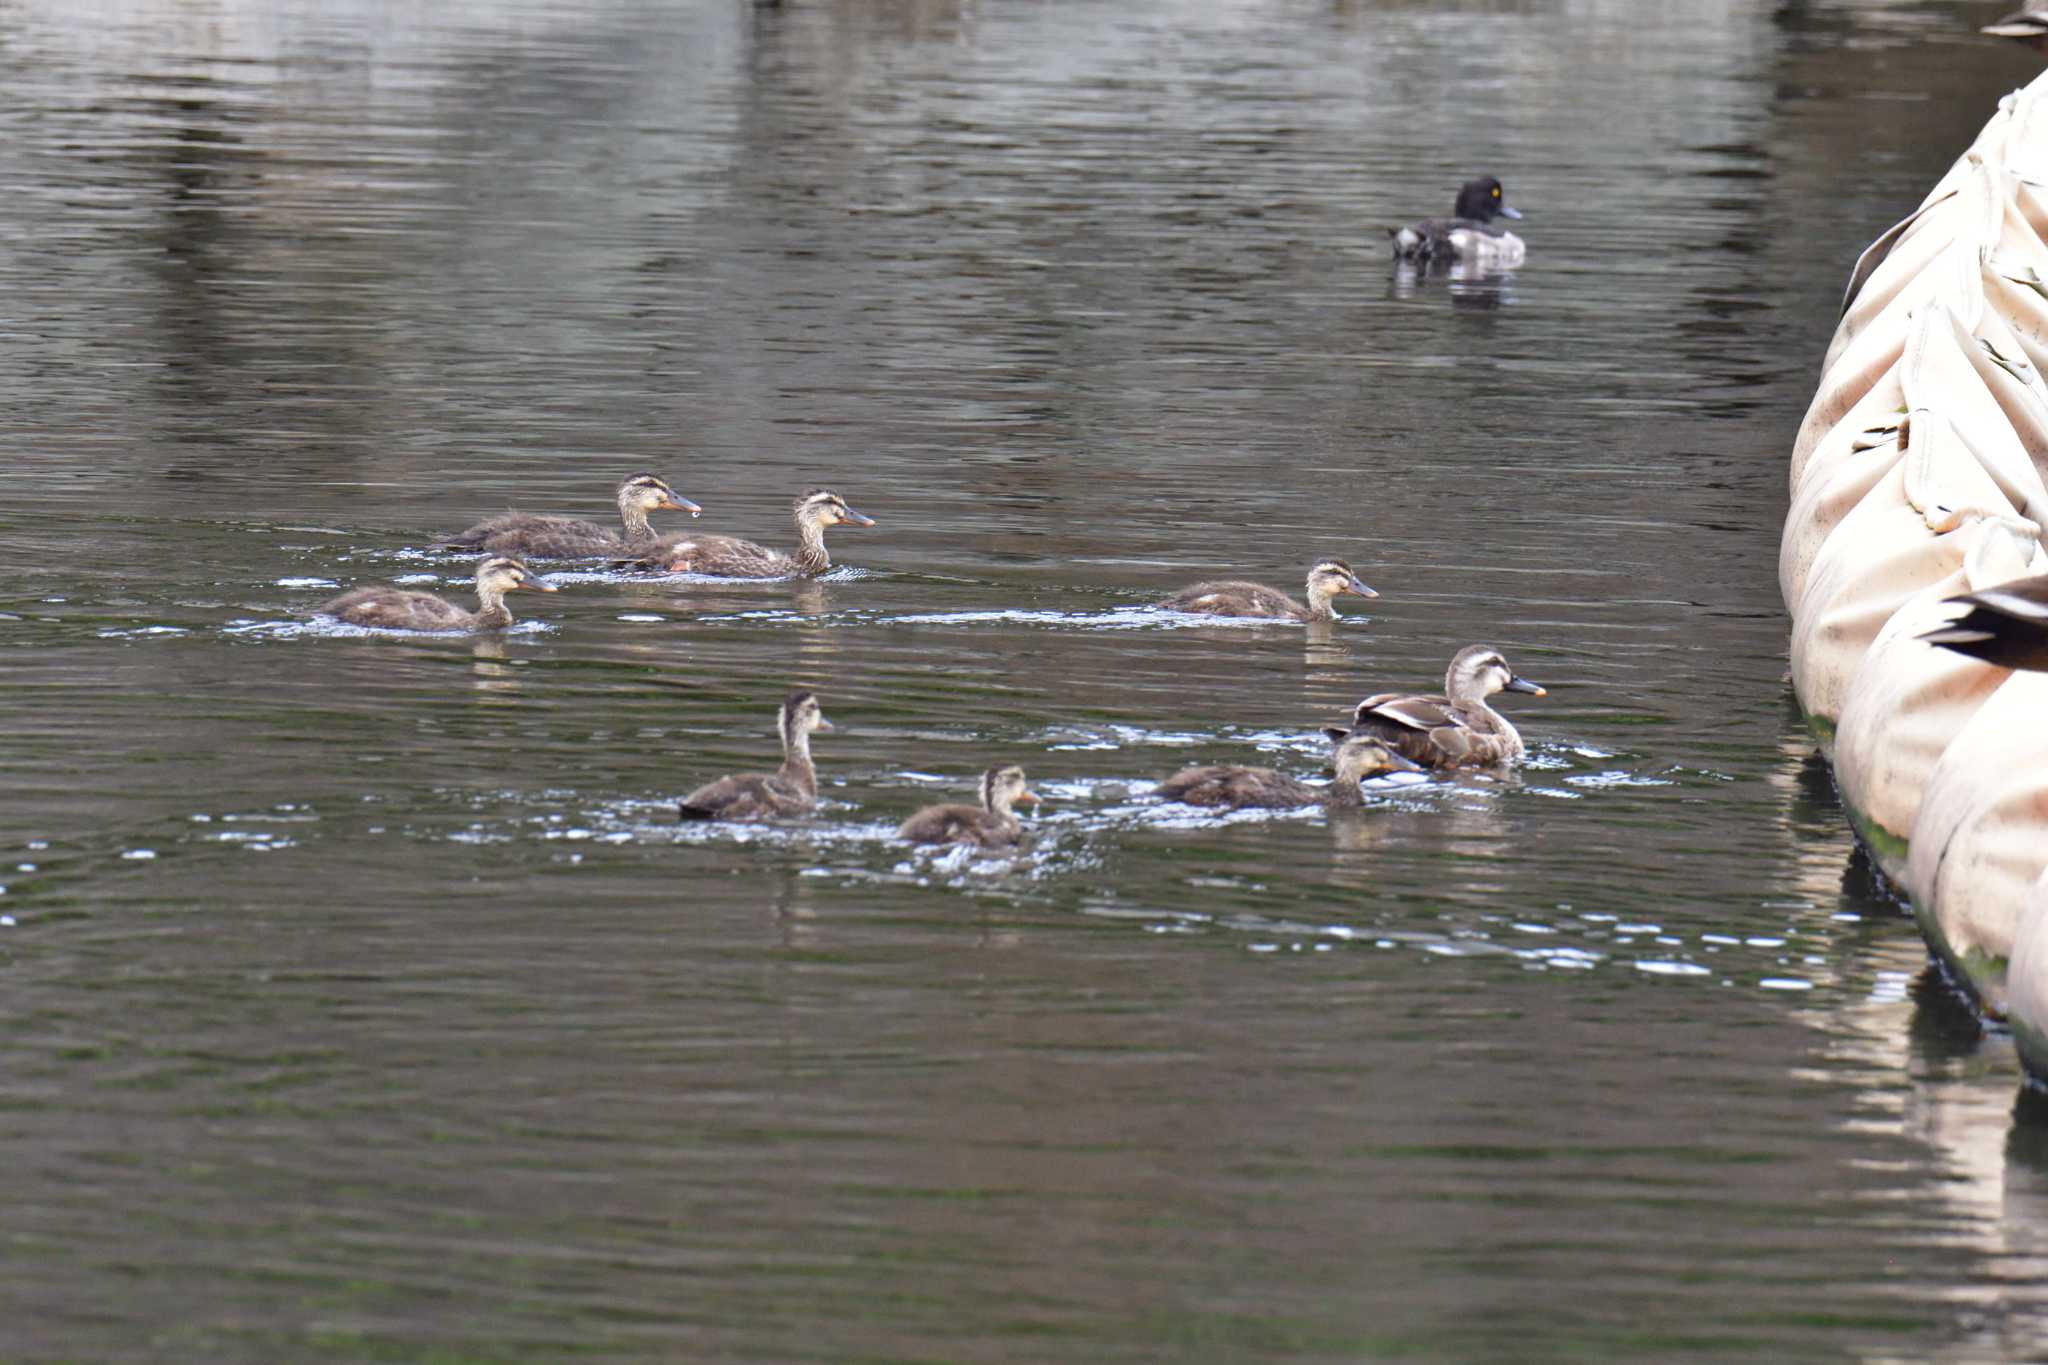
left=437, top=472, right=701, bottom=559
left=1344, top=645, right=1546, bottom=768
left=1157, top=733, right=1422, bottom=811
left=1919, top=573, right=2048, bottom=671
left=317, top=556, right=558, bottom=632
left=677, top=690, right=833, bottom=821
left=1156, top=559, right=1377, bottom=622
left=897, top=765, right=1040, bottom=848
left=624, top=488, right=873, bottom=578
left=1983, top=3, right=2048, bottom=50
left=1389, top=176, right=1526, bottom=269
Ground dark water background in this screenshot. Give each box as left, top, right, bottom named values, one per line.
left=6, top=0, right=2048, bottom=1359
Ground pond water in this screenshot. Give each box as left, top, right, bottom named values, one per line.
left=6, top=0, right=2048, bottom=1358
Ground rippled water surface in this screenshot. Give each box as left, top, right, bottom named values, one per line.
left=8, top=0, right=2048, bottom=1359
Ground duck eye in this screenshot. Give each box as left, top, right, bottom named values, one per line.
left=1491, top=186, right=1500, bottom=197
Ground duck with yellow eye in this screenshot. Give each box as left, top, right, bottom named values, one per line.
left=623, top=488, right=874, bottom=578
left=1157, top=558, right=1377, bottom=623
left=1389, top=176, right=1526, bottom=269
left=317, top=557, right=559, bottom=633
left=437, top=472, right=701, bottom=559
left=1342, top=645, right=1546, bottom=769
left=898, top=765, right=1041, bottom=848
left=1157, top=733, right=1421, bottom=811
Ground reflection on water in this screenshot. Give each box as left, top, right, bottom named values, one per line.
left=6, top=0, right=2048, bottom=1358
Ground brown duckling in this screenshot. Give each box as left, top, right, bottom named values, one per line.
left=677, top=691, right=833, bottom=821
left=438, top=472, right=701, bottom=559
left=1920, top=574, right=2048, bottom=671
left=1158, top=734, right=1421, bottom=810
left=1346, top=645, right=1546, bottom=769
left=626, top=488, right=873, bottom=578
left=1157, top=559, right=1377, bottom=622
left=897, top=765, right=1040, bottom=848
left=317, top=557, right=558, bottom=632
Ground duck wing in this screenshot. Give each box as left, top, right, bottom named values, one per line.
left=440, top=513, right=622, bottom=559
left=1157, top=764, right=1310, bottom=808
left=1349, top=692, right=1476, bottom=767
left=897, top=802, right=985, bottom=844
left=320, top=586, right=472, bottom=632
left=1157, top=581, right=1301, bottom=619
left=679, top=771, right=810, bottom=821
left=623, top=533, right=798, bottom=578
left=1922, top=573, right=2048, bottom=670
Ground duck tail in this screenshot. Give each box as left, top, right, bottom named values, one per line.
left=677, top=802, right=716, bottom=822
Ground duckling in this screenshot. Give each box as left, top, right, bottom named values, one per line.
left=1157, top=734, right=1422, bottom=810
left=1157, top=559, right=1377, bottom=622
left=1346, top=645, right=1546, bottom=768
left=317, top=557, right=558, bottom=632
left=625, top=488, right=873, bottom=578
left=1389, top=176, right=1526, bottom=268
left=1984, top=2, right=2048, bottom=50
left=1920, top=574, right=2048, bottom=671
left=897, top=765, right=1040, bottom=848
left=677, top=691, right=833, bottom=821
left=437, top=472, right=701, bottom=559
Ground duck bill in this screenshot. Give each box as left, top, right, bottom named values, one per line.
left=812, top=715, right=835, bottom=731
left=1015, top=789, right=1041, bottom=806
left=1381, top=751, right=1424, bottom=773
left=664, top=495, right=703, bottom=517
left=517, top=579, right=560, bottom=593
left=1346, top=576, right=1379, bottom=599
left=1498, top=205, right=1524, bottom=220
left=840, top=507, right=876, bottom=528
left=1504, top=675, right=1545, bottom=696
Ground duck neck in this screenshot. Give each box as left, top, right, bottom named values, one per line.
left=1301, top=577, right=1337, bottom=622
left=778, top=723, right=817, bottom=795
left=1323, top=762, right=1367, bottom=808
left=981, top=779, right=1020, bottom=827
left=473, top=583, right=513, bottom=629
left=618, top=494, right=654, bottom=541
left=794, top=514, right=830, bottom=576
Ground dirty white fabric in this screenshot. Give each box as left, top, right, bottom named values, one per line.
left=1785, top=71, right=2048, bottom=1034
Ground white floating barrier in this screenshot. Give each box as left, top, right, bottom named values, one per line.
left=1785, top=72, right=2048, bottom=1075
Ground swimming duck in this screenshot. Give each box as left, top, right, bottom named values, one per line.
left=897, top=765, right=1040, bottom=847
left=1389, top=176, right=1526, bottom=268
left=625, top=488, right=873, bottom=578
left=677, top=690, right=833, bottom=821
left=1157, top=559, right=1377, bottom=622
left=1983, top=3, right=2048, bottom=50
left=1157, top=733, right=1422, bottom=811
left=317, top=557, right=558, bottom=632
left=1345, top=645, right=1546, bottom=768
left=438, top=472, right=701, bottom=559
left=1920, top=573, right=2048, bottom=671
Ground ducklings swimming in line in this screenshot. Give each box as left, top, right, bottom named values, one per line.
left=318, top=557, right=558, bottom=632
left=1389, top=176, right=1526, bottom=269
left=1158, top=733, right=1421, bottom=811
left=1157, top=559, right=1377, bottom=622
left=898, top=765, right=1040, bottom=848
left=677, top=691, right=833, bottom=821
left=625, top=488, right=873, bottom=578
left=438, top=472, right=700, bottom=559
left=1920, top=573, right=2048, bottom=671
left=1344, top=645, right=1546, bottom=769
